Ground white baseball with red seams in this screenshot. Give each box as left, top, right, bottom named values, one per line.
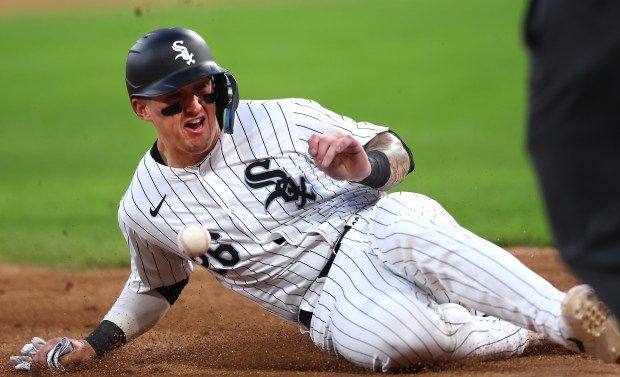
left=177, top=223, right=211, bottom=258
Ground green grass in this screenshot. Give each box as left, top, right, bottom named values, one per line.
left=0, top=0, right=549, bottom=269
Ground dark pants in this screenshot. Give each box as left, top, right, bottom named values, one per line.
left=525, top=0, right=620, bottom=317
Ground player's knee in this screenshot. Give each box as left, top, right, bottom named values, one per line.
left=334, top=328, right=454, bottom=372
left=331, top=329, right=429, bottom=372
left=330, top=306, right=456, bottom=371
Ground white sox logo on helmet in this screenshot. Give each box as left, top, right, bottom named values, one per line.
left=172, top=40, right=195, bottom=65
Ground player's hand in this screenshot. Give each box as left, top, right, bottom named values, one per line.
left=308, top=133, right=371, bottom=182
left=10, top=336, right=96, bottom=372
left=9, top=336, right=45, bottom=371
left=33, top=337, right=97, bottom=371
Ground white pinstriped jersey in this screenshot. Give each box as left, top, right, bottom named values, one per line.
left=118, top=98, right=387, bottom=322
left=116, top=98, right=574, bottom=371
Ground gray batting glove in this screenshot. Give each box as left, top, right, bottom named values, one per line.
left=9, top=336, right=46, bottom=371
left=47, top=337, right=74, bottom=371
left=10, top=336, right=74, bottom=372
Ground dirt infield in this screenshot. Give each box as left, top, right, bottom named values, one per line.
left=2, top=248, right=620, bottom=376
left=0, top=0, right=294, bottom=13
left=0, top=0, right=189, bottom=13
left=1, top=0, right=619, bottom=374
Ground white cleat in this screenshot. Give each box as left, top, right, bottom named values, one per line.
left=526, top=330, right=545, bottom=349
left=561, top=284, right=620, bottom=363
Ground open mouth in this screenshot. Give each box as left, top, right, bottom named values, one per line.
left=184, top=118, right=205, bottom=130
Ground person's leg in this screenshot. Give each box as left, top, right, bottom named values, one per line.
left=526, top=0, right=620, bottom=318
left=367, top=192, right=565, bottom=336
left=367, top=192, right=620, bottom=362
left=309, top=241, right=531, bottom=372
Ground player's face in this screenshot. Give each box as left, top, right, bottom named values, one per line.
left=132, top=78, right=221, bottom=167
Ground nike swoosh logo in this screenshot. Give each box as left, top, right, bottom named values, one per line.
left=150, top=195, right=167, bottom=217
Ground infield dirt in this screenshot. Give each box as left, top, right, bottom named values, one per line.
left=2, top=248, right=620, bottom=376
left=2, top=1, right=620, bottom=375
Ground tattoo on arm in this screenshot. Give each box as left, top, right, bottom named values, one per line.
left=364, top=132, right=411, bottom=191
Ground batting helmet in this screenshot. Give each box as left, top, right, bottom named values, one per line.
left=126, top=27, right=238, bottom=134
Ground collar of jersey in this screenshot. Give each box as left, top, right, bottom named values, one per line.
left=146, top=141, right=200, bottom=181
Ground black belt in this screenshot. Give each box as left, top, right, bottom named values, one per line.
left=299, top=225, right=351, bottom=329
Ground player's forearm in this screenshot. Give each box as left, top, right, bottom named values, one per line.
left=86, top=285, right=171, bottom=357
left=360, top=131, right=414, bottom=191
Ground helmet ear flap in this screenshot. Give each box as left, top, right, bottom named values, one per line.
left=214, top=73, right=239, bottom=134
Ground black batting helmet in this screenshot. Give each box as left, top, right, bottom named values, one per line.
left=125, top=27, right=239, bottom=134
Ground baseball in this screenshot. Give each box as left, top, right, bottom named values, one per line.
left=177, top=223, right=211, bottom=258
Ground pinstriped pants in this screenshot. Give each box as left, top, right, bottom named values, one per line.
left=308, top=192, right=565, bottom=371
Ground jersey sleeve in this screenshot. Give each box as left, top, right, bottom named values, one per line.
left=289, top=98, right=389, bottom=146
left=119, top=216, right=193, bottom=293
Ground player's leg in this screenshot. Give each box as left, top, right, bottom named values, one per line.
left=366, top=193, right=563, bottom=330
left=367, top=192, right=620, bottom=361
left=309, top=243, right=532, bottom=372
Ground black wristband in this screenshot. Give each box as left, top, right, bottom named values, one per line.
left=84, top=320, right=127, bottom=357
left=355, top=150, right=391, bottom=188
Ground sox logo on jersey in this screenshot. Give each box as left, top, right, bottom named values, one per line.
left=117, top=98, right=553, bottom=371
left=244, top=159, right=316, bottom=210
left=119, top=98, right=386, bottom=320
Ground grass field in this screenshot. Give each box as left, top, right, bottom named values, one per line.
left=0, top=0, right=548, bottom=269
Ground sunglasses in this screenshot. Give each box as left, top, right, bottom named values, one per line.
left=160, top=92, right=217, bottom=116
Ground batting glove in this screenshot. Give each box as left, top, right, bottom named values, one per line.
left=10, top=336, right=45, bottom=371
left=10, top=336, right=74, bottom=372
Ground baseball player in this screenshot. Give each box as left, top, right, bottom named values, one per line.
left=11, top=27, right=620, bottom=372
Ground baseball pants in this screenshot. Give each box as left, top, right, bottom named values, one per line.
left=309, top=192, right=566, bottom=371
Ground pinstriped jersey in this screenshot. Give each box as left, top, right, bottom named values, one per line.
left=118, top=98, right=388, bottom=322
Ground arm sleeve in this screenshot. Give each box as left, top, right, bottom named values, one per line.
left=84, top=278, right=177, bottom=357
left=101, top=279, right=172, bottom=342
left=86, top=275, right=189, bottom=357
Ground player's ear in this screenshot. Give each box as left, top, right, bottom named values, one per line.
left=131, top=98, right=152, bottom=121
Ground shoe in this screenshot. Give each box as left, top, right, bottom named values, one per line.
left=526, top=330, right=545, bottom=349
left=561, top=284, right=620, bottom=363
